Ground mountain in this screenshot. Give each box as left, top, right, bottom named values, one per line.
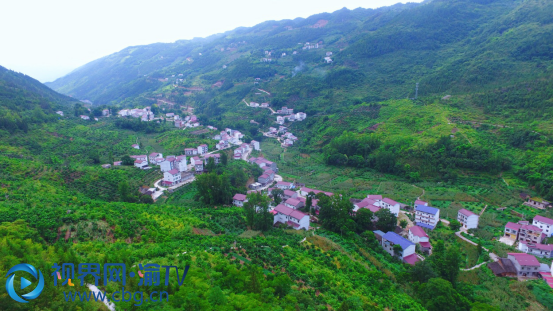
left=47, top=0, right=553, bottom=106
left=0, top=65, right=78, bottom=133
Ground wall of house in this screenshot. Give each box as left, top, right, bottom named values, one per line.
left=160, top=161, right=172, bottom=172
left=402, top=245, right=416, bottom=258
left=466, top=215, right=479, bottom=229
left=534, top=220, right=553, bottom=236
left=299, top=216, right=309, bottom=230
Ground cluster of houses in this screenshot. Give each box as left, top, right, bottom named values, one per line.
left=488, top=253, right=552, bottom=279
left=233, top=184, right=339, bottom=231
left=503, top=215, right=553, bottom=258
left=302, top=42, right=320, bottom=50
left=276, top=112, right=306, bottom=124
left=233, top=141, right=260, bottom=160
left=118, top=107, right=155, bottom=121
left=247, top=157, right=278, bottom=189
left=174, top=114, right=200, bottom=128
left=214, top=128, right=248, bottom=150
left=249, top=102, right=270, bottom=108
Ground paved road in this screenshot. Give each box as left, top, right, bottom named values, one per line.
left=455, top=231, right=499, bottom=262
left=153, top=175, right=196, bottom=200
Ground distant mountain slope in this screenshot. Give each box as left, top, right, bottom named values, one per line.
left=0, top=65, right=77, bottom=133
left=46, top=0, right=553, bottom=106
left=45, top=3, right=421, bottom=104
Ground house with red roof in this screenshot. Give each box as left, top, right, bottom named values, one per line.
left=508, top=253, right=541, bottom=277
left=533, top=215, right=553, bottom=237
left=184, top=148, right=198, bottom=156
left=353, top=198, right=381, bottom=213
left=132, top=144, right=139, bottom=149
left=162, top=169, right=181, bottom=186
left=204, top=153, right=220, bottom=164
left=197, top=144, right=208, bottom=155
left=134, top=159, right=148, bottom=169
left=408, top=225, right=432, bottom=253
left=299, top=187, right=333, bottom=197
left=458, top=209, right=479, bottom=230
left=379, top=198, right=401, bottom=217
left=283, top=189, right=298, bottom=200
left=504, top=222, right=522, bottom=242
left=233, top=194, right=248, bottom=207
left=519, top=224, right=546, bottom=244
left=414, top=200, right=427, bottom=208
left=276, top=181, right=293, bottom=190
left=284, top=198, right=304, bottom=210
left=273, top=204, right=310, bottom=230
left=518, top=241, right=553, bottom=258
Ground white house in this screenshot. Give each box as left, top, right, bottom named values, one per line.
left=56, top=111, right=64, bottom=116
left=458, top=209, right=479, bottom=230
left=276, top=181, right=293, bottom=190
left=149, top=153, right=163, bottom=165
left=415, top=205, right=440, bottom=230
left=408, top=225, right=432, bottom=253
left=80, top=115, right=90, bottom=120
left=184, top=148, right=198, bottom=156
left=162, top=169, right=181, bottom=186
left=381, top=232, right=419, bottom=265
left=284, top=198, right=304, bottom=210
left=533, top=215, right=553, bottom=237
left=251, top=140, right=260, bottom=151
left=175, top=156, right=188, bottom=172
left=197, top=144, right=208, bottom=155
left=273, top=204, right=310, bottom=230
left=276, top=116, right=285, bottom=125
left=233, top=194, right=247, bottom=207
left=518, top=241, right=553, bottom=258
left=377, top=198, right=401, bottom=217
left=295, top=112, right=307, bottom=121
left=134, top=160, right=148, bottom=169
left=118, top=109, right=129, bottom=116
left=132, top=144, right=140, bottom=149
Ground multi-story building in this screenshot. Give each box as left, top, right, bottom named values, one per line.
left=457, top=209, right=479, bottom=230
left=381, top=232, right=418, bottom=265
left=415, top=205, right=440, bottom=230
left=533, top=215, right=553, bottom=237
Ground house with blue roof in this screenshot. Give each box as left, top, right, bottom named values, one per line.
left=381, top=232, right=419, bottom=265
left=415, top=204, right=440, bottom=230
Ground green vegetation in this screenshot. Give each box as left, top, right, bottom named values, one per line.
left=3, top=0, right=553, bottom=309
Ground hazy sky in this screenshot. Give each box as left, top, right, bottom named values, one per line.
left=0, top=0, right=422, bottom=82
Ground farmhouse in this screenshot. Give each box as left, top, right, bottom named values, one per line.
left=162, top=169, right=181, bottom=186
left=518, top=241, right=553, bottom=258
left=488, top=258, right=518, bottom=277
left=197, top=144, right=208, bottom=155
left=508, top=253, right=541, bottom=277
left=272, top=204, right=310, bottom=230
left=415, top=205, right=440, bottom=230
left=458, top=209, right=479, bottom=229
left=533, top=215, right=553, bottom=237
left=284, top=198, right=305, bottom=210
left=276, top=181, right=293, bottom=190
left=132, top=144, right=140, bottom=149
left=408, top=225, right=432, bottom=253
left=381, top=232, right=419, bottom=265
left=134, top=160, right=148, bottom=169
left=233, top=194, right=248, bottom=207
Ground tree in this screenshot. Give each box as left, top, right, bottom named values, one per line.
left=375, top=208, right=397, bottom=232
left=205, top=157, right=216, bottom=172
left=271, top=188, right=284, bottom=205
left=409, top=260, right=437, bottom=283
left=318, top=194, right=356, bottom=236
left=89, top=149, right=100, bottom=164
left=354, top=208, right=374, bottom=232
left=399, top=219, right=408, bottom=229
left=121, top=155, right=134, bottom=166
left=393, top=244, right=403, bottom=258
left=418, top=278, right=471, bottom=311
left=449, top=219, right=461, bottom=231
left=221, top=152, right=228, bottom=165
left=243, top=192, right=272, bottom=231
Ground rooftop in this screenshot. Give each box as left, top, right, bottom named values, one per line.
left=416, top=205, right=439, bottom=215
left=167, top=169, right=179, bottom=174
left=505, top=222, right=522, bottom=231
left=508, top=253, right=540, bottom=266
left=382, top=198, right=399, bottom=205
left=534, top=215, right=553, bottom=225
left=233, top=194, right=247, bottom=201
left=409, top=225, right=429, bottom=238
left=285, top=198, right=301, bottom=206
left=274, top=204, right=307, bottom=220
left=367, top=195, right=382, bottom=200
left=382, top=232, right=415, bottom=250
left=416, top=222, right=435, bottom=230
left=458, top=208, right=477, bottom=217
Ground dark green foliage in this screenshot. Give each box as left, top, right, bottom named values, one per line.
left=318, top=194, right=356, bottom=235
left=375, top=208, right=397, bottom=233
left=418, top=278, right=471, bottom=311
